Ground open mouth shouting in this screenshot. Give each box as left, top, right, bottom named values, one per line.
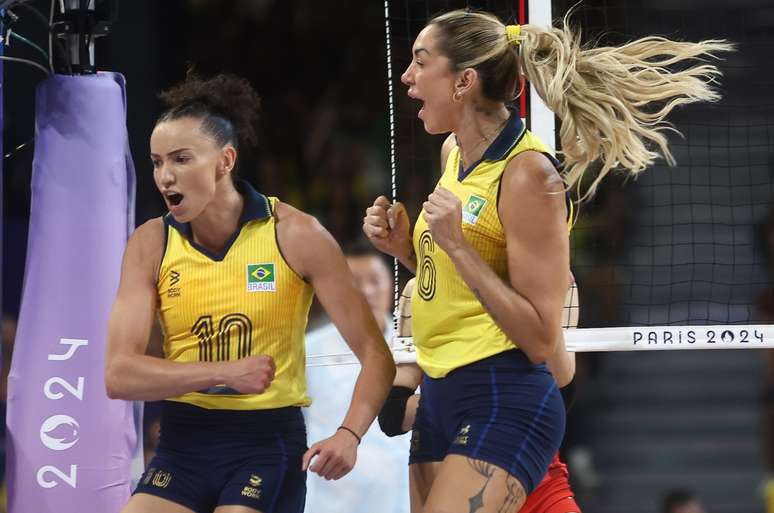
left=164, top=190, right=185, bottom=212
left=408, top=89, right=425, bottom=120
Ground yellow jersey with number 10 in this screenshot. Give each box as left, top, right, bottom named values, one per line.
left=412, top=113, right=565, bottom=379
left=157, top=180, right=314, bottom=409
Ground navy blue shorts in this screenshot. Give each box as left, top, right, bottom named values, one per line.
left=135, top=401, right=307, bottom=513
left=409, top=349, right=565, bottom=494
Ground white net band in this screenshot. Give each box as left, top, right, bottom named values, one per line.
left=305, top=325, right=774, bottom=367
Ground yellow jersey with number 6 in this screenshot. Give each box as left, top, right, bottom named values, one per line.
left=157, top=180, right=314, bottom=409
left=412, top=113, right=567, bottom=378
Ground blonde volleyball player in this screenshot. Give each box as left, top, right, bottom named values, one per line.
left=363, top=8, right=730, bottom=512
left=105, top=74, right=395, bottom=513
left=379, top=279, right=580, bottom=513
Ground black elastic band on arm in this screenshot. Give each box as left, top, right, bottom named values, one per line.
left=559, top=378, right=577, bottom=412
left=378, top=386, right=416, bottom=437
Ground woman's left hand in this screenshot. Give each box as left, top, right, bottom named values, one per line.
left=423, top=187, right=466, bottom=254
left=302, top=429, right=359, bottom=480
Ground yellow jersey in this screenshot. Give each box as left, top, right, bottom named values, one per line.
left=157, top=181, right=313, bottom=409
left=412, top=113, right=566, bottom=378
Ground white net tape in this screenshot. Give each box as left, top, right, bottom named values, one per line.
left=306, top=325, right=774, bottom=368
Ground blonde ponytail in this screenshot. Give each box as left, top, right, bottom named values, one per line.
left=518, top=15, right=733, bottom=199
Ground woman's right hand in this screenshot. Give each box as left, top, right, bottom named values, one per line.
left=224, top=355, right=276, bottom=394
left=363, top=196, right=412, bottom=260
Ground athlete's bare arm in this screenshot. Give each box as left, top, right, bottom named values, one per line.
left=363, top=134, right=457, bottom=275
left=546, top=279, right=579, bottom=387
left=275, top=202, right=395, bottom=480
left=104, top=219, right=275, bottom=400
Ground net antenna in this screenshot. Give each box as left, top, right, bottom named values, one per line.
left=383, top=0, right=401, bottom=336
left=525, top=0, right=554, bottom=152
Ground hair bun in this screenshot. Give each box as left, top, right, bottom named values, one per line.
left=159, top=73, right=261, bottom=149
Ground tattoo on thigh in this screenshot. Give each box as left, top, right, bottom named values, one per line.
left=497, top=474, right=526, bottom=513
left=467, top=459, right=496, bottom=513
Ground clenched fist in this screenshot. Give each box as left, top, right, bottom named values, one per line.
left=363, top=196, right=412, bottom=260
left=224, top=355, right=276, bottom=394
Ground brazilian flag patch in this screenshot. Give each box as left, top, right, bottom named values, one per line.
left=462, top=194, right=487, bottom=225
left=247, top=263, right=276, bottom=292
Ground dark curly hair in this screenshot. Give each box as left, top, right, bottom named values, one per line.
left=157, top=73, right=261, bottom=155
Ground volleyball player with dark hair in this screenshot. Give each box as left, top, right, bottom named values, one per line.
left=105, top=73, right=395, bottom=513
left=364, top=8, right=730, bottom=512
